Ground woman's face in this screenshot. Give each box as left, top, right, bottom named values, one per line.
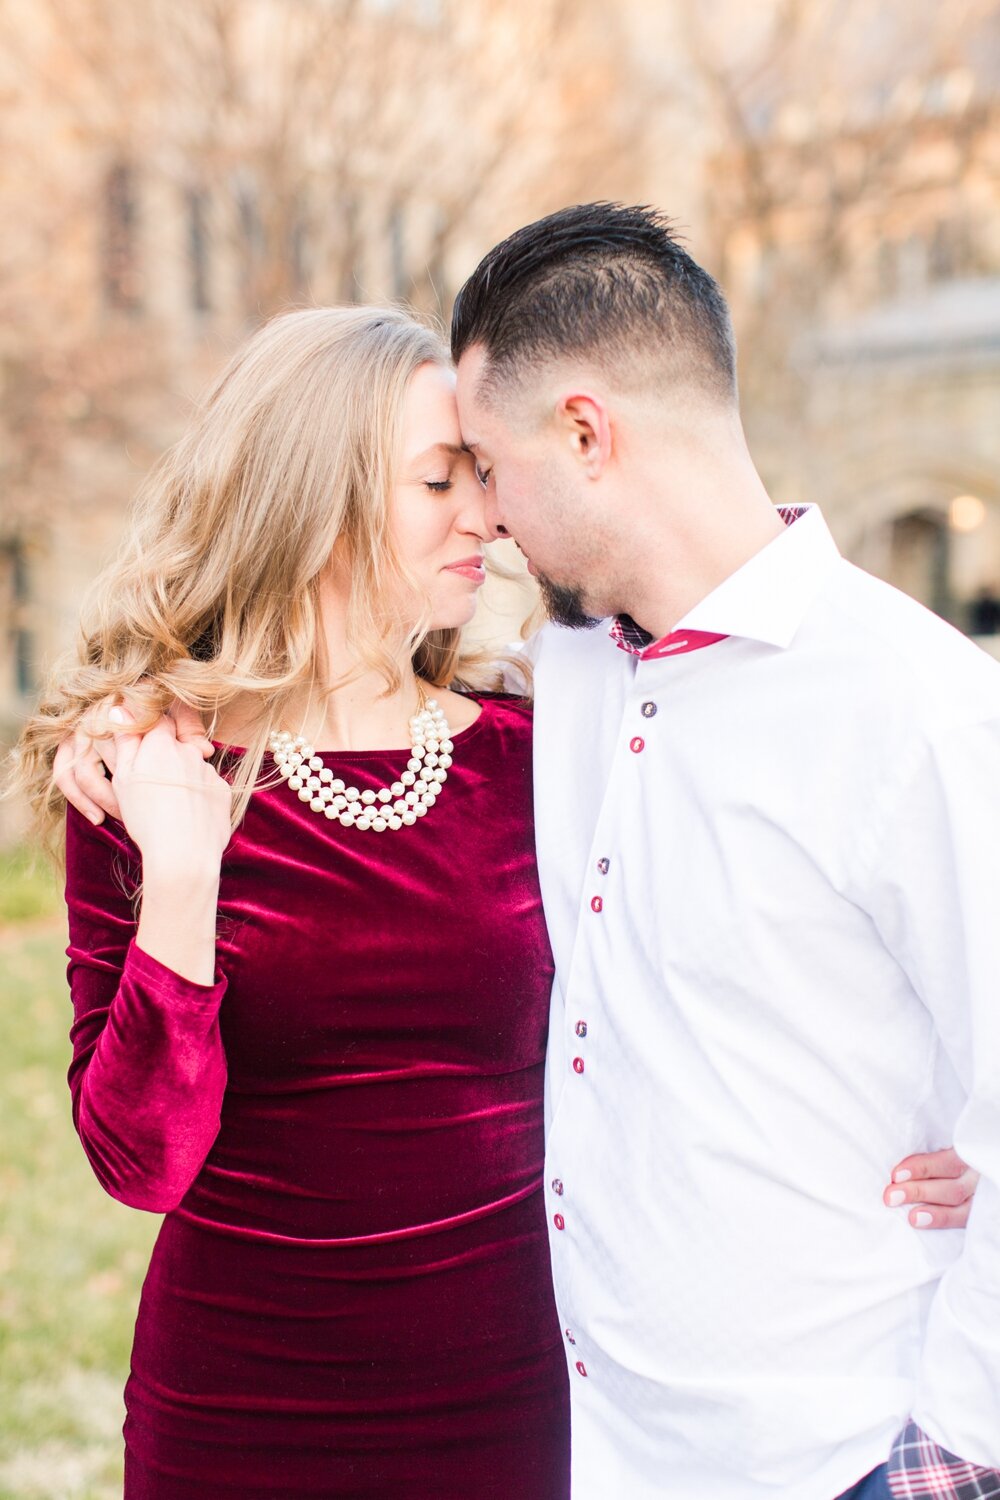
left=390, top=361, right=491, bottom=631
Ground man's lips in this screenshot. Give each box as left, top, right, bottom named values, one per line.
left=443, top=556, right=486, bottom=584
left=512, top=539, right=538, bottom=577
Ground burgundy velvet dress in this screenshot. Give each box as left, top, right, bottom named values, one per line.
left=63, top=695, right=570, bottom=1499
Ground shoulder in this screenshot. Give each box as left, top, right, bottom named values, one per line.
left=468, top=690, right=533, bottom=730
left=811, top=562, right=1000, bottom=734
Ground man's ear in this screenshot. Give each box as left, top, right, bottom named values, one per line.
left=556, top=392, right=612, bottom=477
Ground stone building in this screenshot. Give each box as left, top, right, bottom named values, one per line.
left=3, top=0, right=1000, bottom=841
left=697, top=1, right=1000, bottom=648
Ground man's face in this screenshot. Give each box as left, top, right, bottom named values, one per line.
left=455, top=345, right=603, bottom=629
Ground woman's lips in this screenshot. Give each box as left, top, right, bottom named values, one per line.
left=444, top=559, right=486, bottom=584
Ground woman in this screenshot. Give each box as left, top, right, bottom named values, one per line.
left=14, top=304, right=974, bottom=1498
left=14, top=306, right=569, bottom=1497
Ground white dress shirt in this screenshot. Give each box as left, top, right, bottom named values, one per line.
left=527, top=506, right=1000, bottom=1499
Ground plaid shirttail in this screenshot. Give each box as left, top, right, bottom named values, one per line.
left=886, top=1421, right=1000, bottom=1500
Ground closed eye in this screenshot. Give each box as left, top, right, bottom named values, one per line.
left=475, top=464, right=493, bottom=488
left=424, top=480, right=453, bottom=492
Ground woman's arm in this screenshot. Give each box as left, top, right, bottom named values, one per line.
left=65, top=710, right=233, bottom=1212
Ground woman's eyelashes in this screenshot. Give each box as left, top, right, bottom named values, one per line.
left=424, top=479, right=454, bottom=493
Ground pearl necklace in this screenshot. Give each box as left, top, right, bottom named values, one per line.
left=268, top=699, right=453, bottom=831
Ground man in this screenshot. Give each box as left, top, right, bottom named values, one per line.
left=57, top=203, right=990, bottom=1498
left=448, top=204, right=1000, bottom=1499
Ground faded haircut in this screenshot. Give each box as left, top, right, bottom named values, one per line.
left=451, top=202, right=738, bottom=408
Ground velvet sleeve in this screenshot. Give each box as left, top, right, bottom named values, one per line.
left=64, top=804, right=228, bottom=1213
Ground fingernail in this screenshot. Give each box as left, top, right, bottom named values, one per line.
left=913, top=1211, right=934, bottom=1228
left=893, top=1169, right=912, bottom=1183
left=108, top=706, right=125, bottom=724
left=88, top=811, right=104, bottom=825
left=888, top=1189, right=907, bottom=1206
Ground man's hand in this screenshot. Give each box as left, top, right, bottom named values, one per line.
left=53, top=701, right=214, bottom=826
left=884, top=1146, right=979, bottom=1229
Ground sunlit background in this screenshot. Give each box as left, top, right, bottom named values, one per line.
left=1, top=0, right=999, bottom=1492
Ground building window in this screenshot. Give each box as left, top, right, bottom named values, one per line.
left=103, top=161, right=142, bottom=313
left=187, top=188, right=211, bottom=314
left=1, top=539, right=36, bottom=700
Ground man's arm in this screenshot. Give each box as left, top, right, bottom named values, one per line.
left=853, top=715, right=1000, bottom=1467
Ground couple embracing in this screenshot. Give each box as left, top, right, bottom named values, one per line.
left=15, top=203, right=1000, bottom=1499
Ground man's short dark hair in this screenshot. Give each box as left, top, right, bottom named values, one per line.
left=451, top=202, right=737, bottom=406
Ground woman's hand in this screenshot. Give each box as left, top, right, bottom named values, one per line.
left=107, top=706, right=232, bottom=986
left=108, top=706, right=232, bottom=877
left=54, top=702, right=214, bottom=826
left=884, top=1146, right=979, bottom=1229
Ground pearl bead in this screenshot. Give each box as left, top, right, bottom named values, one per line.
left=269, top=707, right=453, bottom=833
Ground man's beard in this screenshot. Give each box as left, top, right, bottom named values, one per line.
left=536, top=570, right=602, bottom=631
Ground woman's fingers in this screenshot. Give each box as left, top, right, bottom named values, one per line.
left=891, top=1146, right=968, bottom=1183
left=53, top=733, right=122, bottom=824
left=884, top=1145, right=979, bottom=1230
left=167, top=701, right=215, bottom=759
left=905, top=1201, right=973, bottom=1231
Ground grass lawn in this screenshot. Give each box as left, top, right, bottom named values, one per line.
left=0, top=852, right=159, bottom=1499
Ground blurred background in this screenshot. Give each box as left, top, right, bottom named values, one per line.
left=1, top=0, right=998, bottom=1494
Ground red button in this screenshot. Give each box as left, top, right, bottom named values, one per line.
left=575, top=1361, right=588, bottom=1377
left=553, top=1213, right=565, bottom=1231
left=590, top=895, right=603, bottom=913
left=630, top=736, right=645, bottom=753
left=572, top=1057, right=585, bottom=1074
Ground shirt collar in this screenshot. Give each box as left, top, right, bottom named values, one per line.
left=611, top=505, right=840, bottom=658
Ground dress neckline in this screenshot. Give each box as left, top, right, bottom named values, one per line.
left=211, top=693, right=492, bottom=760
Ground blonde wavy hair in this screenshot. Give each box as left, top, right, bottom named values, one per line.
left=11, top=304, right=508, bottom=856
